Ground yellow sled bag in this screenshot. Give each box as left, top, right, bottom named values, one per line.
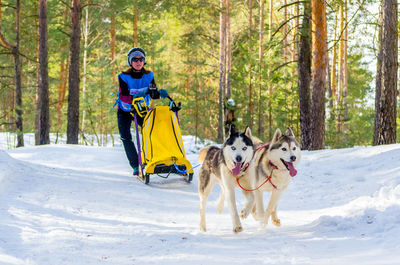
left=141, top=106, right=193, bottom=177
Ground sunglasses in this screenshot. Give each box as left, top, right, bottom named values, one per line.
left=132, top=57, right=145, bottom=62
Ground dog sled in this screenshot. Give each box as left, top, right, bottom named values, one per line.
left=132, top=96, right=194, bottom=184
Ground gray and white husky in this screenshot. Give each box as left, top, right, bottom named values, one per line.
left=198, top=126, right=255, bottom=233
left=249, top=128, right=301, bottom=227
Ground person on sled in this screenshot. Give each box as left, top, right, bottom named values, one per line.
left=117, top=47, right=168, bottom=176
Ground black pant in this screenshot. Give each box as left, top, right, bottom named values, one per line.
left=117, top=109, right=144, bottom=170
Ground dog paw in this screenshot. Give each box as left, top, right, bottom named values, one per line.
left=272, top=218, right=281, bottom=227
left=200, top=225, right=207, bottom=232
left=240, top=208, right=250, bottom=219
left=233, top=226, right=243, bottom=233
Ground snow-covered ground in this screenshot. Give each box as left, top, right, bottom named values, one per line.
left=1, top=135, right=400, bottom=265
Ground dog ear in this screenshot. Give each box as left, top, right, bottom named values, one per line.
left=244, top=126, right=252, bottom=138
left=285, top=127, right=294, bottom=137
left=272, top=128, right=282, bottom=143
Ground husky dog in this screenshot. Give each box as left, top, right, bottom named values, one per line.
left=249, top=128, right=301, bottom=227
left=198, top=126, right=255, bottom=233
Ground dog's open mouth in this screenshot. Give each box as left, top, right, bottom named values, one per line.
left=232, top=162, right=244, bottom=177
left=280, top=159, right=297, bottom=177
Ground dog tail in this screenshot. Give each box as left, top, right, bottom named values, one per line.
left=198, top=146, right=212, bottom=164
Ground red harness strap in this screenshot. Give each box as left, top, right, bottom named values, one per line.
left=268, top=161, right=279, bottom=170
left=241, top=162, right=250, bottom=173
left=267, top=161, right=278, bottom=189
left=256, top=143, right=269, bottom=152
left=237, top=161, right=279, bottom=191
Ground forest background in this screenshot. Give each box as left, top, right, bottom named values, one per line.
left=0, top=0, right=398, bottom=149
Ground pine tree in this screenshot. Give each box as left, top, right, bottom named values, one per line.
left=67, top=0, right=82, bottom=144
left=35, top=0, right=50, bottom=145
left=0, top=0, right=23, bottom=147
left=373, top=0, right=398, bottom=145
left=297, top=0, right=312, bottom=150
left=310, top=0, right=327, bottom=150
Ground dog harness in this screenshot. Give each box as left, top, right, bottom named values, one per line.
left=236, top=161, right=278, bottom=191
left=236, top=145, right=281, bottom=191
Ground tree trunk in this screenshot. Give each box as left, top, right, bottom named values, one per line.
left=330, top=11, right=338, bottom=120
left=81, top=5, right=89, bottom=143
left=373, top=10, right=383, bottom=146
left=297, top=0, right=312, bottom=150
left=100, top=69, right=104, bottom=146
left=374, top=0, right=398, bottom=145
left=111, top=15, right=116, bottom=84
left=337, top=2, right=346, bottom=133
left=56, top=5, right=70, bottom=138
left=0, top=0, right=14, bottom=131
left=226, top=0, right=231, bottom=98
left=195, top=56, right=199, bottom=145
left=247, top=0, right=253, bottom=128
left=36, top=0, right=50, bottom=145
left=258, top=0, right=265, bottom=137
left=133, top=0, right=138, bottom=46
left=310, top=0, right=327, bottom=150
left=0, top=0, right=23, bottom=147
left=35, top=0, right=39, bottom=145
left=283, top=0, right=288, bottom=63
left=266, top=0, right=273, bottom=139
left=293, top=0, right=300, bottom=134
left=67, top=0, right=82, bottom=144
left=218, top=0, right=226, bottom=142
left=57, top=59, right=68, bottom=135
left=14, top=50, right=23, bottom=147
left=342, top=0, right=349, bottom=135
left=8, top=85, right=15, bottom=132
left=14, top=0, right=23, bottom=147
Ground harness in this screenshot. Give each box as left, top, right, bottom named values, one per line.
left=236, top=160, right=279, bottom=191
left=236, top=144, right=282, bottom=192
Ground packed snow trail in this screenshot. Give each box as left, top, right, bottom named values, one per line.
left=1, top=139, right=400, bottom=264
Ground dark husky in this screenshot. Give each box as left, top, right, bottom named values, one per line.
left=197, top=126, right=255, bottom=233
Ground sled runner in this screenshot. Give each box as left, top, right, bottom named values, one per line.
left=132, top=96, right=194, bottom=184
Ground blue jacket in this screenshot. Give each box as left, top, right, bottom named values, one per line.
left=117, top=70, right=154, bottom=112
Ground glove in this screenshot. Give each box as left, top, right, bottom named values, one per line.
left=148, top=89, right=160, bottom=99
left=159, top=89, right=169, bottom=99
left=147, top=83, right=160, bottom=99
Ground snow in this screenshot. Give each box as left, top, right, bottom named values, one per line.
left=1, top=135, right=400, bottom=265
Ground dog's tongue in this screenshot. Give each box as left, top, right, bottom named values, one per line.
left=287, top=162, right=297, bottom=177
left=232, top=162, right=243, bottom=176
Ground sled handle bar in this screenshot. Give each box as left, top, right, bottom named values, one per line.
left=167, top=96, right=181, bottom=112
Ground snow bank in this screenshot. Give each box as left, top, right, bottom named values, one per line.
left=1, top=140, right=400, bottom=264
